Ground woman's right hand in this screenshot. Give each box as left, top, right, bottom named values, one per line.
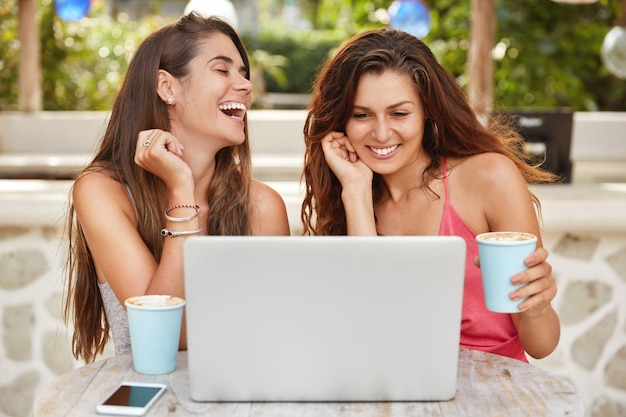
left=135, top=129, right=192, bottom=188
left=321, top=131, right=373, bottom=189
left=321, top=131, right=377, bottom=235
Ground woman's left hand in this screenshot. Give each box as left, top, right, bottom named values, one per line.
left=509, top=247, right=557, bottom=315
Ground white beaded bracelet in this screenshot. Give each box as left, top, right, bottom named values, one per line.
left=160, top=228, right=202, bottom=238
left=165, top=204, right=201, bottom=222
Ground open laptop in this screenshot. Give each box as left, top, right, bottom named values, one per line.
left=183, top=236, right=466, bottom=402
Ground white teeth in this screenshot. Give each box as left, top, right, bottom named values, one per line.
left=370, top=145, right=399, bottom=156
left=218, top=103, right=247, bottom=111
left=218, top=102, right=247, bottom=120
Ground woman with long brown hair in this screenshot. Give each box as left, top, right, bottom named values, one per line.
left=302, top=27, right=559, bottom=362
left=65, top=13, right=290, bottom=363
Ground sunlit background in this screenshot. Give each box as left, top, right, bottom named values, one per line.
left=1, top=3, right=626, bottom=417
left=1, top=0, right=625, bottom=112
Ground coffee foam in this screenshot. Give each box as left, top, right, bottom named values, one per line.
left=478, top=232, right=535, bottom=242
left=126, top=295, right=185, bottom=308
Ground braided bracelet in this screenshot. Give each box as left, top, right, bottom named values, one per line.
left=161, top=228, right=202, bottom=238
left=165, top=204, right=200, bottom=222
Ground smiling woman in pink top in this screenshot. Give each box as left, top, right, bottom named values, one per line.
left=301, top=28, right=560, bottom=362
left=64, top=13, right=290, bottom=364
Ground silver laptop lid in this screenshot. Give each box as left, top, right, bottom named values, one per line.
left=183, top=236, right=466, bottom=402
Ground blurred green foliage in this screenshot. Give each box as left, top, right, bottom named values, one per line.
left=243, top=28, right=353, bottom=95
left=0, top=0, right=624, bottom=111
left=0, top=1, right=21, bottom=111
left=491, top=0, right=625, bottom=111
left=38, top=0, right=166, bottom=110
left=405, top=0, right=625, bottom=111
left=0, top=0, right=166, bottom=111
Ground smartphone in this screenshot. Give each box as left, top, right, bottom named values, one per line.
left=96, top=382, right=166, bottom=416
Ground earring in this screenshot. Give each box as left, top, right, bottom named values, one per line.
left=167, top=97, right=174, bottom=105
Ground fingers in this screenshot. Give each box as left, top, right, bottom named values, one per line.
left=136, top=129, right=184, bottom=158
left=524, top=246, right=548, bottom=267
left=475, top=242, right=555, bottom=315
left=342, top=137, right=359, bottom=162
left=330, top=131, right=346, bottom=140
left=134, top=130, right=192, bottom=186
left=512, top=256, right=552, bottom=285
left=513, top=276, right=557, bottom=314
left=510, top=257, right=556, bottom=314
left=321, top=131, right=351, bottom=162
left=322, top=131, right=359, bottom=163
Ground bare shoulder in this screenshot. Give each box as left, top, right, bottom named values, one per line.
left=454, top=153, right=522, bottom=184
left=448, top=153, right=526, bottom=195
left=249, top=179, right=291, bottom=235
left=72, top=170, right=135, bottom=223
left=250, top=179, right=287, bottom=210
left=74, top=171, right=119, bottom=201
left=447, top=153, right=538, bottom=233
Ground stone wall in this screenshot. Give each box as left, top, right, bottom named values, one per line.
left=0, top=226, right=80, bottom=417
left=538, top=232, right=626, bottom=417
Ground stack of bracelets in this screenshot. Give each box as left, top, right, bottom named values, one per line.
left=160, top=204, right=203, bottom=237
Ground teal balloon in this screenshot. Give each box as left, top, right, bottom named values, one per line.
left=55, top=0, right=91, bottom=21
left=388, top=0, right=431, bottom=39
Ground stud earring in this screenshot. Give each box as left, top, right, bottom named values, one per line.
left=167, top=97, right=174, bottom=105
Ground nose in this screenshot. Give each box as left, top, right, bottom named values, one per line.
left=372, top=117, right=392, bottom=142
left=235, top=72, right=253, bottom=94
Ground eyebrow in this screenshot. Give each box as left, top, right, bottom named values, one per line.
left=208, top=55, right=248, bottom=74
left=353, top=100, right=414, bottom=111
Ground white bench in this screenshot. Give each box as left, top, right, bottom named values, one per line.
left=1, top=111, right=625, bottom=181
left=0, top=110, right=307, bottom=181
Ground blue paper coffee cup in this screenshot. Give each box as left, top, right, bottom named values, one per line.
left=476, top=232, right=537, bottom=313
left=125, top=295, right=185, bottom=374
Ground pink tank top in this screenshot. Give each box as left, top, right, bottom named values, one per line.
left=439, top=158, right=528, bottom=362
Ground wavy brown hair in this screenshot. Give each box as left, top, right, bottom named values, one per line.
left=301, top=27, right=556, bottom=236
left=64, top=13, right=253, bottom=363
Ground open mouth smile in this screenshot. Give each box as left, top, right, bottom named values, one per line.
left=369, top=145, right=399, bottom=156
left=218, top=102, right=247, bottom=120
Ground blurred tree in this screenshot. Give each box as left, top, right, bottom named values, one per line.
left=0, top=1, right=21, bottom=111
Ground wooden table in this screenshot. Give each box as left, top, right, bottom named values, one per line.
left=34, top=349, right=584, bottom=416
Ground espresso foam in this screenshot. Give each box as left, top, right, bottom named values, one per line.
left=478, top=232, right=535, bottom=242
left=126, top=295, right=184, bottom=308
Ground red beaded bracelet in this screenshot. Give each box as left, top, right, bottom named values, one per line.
left=165, top=204, right=200, bottom=222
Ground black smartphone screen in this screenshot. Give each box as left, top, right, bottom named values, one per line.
left=103, top=385, right=163, bottom=407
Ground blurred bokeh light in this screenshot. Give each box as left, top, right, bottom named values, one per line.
left=54, top=0, right=91, bottom=21
left=184, top=0, right=238, bottom=29
left=388, top=0, right=431, bottom=39
left=602, top=26, right=626, bottom=79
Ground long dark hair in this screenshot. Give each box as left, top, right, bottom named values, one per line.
left=302, top=27, right=555, bottom=235
left=64, top=13, right=253, bottom=363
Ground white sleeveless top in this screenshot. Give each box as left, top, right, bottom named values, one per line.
left=98, top=281, right=131, bottom=355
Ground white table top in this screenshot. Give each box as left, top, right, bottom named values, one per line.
left=33, top=349, right=584, bottom=417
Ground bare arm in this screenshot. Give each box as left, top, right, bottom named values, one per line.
left=74, top=129, right=201, bottom=349
left=471, top=153, right=560, bottom=359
